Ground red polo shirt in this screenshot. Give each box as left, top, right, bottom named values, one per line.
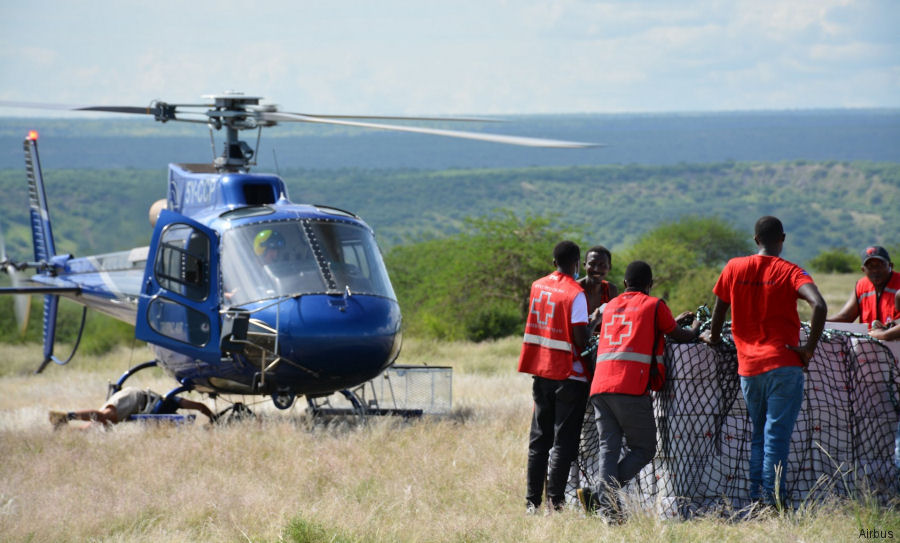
left=713, top=255, right=814, bottom=377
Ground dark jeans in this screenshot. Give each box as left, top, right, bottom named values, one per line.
left=591, top=393, right=657, bottom=496
left=526, top=376, right=589, bottom=508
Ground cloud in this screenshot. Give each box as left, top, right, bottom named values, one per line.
left=0, top=0, right=897, bottom=114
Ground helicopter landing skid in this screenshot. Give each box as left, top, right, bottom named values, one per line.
left=305, top=387, right=423, bottom=420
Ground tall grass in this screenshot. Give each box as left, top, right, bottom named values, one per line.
left=1, top=336, right=897, bottom=542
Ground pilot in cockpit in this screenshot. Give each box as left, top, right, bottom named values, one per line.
left=254, top=228, right=286, bottom=266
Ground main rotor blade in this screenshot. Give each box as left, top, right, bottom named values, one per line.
left=0, top=100, right=211, bottom=122
left=262, top=112, right=603, bottom=148
left=0, top=100, right=154, bottom=115
left=278, top=112, right=501, bottom=123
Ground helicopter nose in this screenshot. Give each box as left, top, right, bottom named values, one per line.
left=244, top=294, right=402, bottom=393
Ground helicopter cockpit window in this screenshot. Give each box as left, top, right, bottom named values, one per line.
left=221, top=219, right=396, bottom=305
left=222, top=222, right=326, bottom=305
left=306, top=221, right=396, bottom=300
left=155, top=224, right=210, bottom=301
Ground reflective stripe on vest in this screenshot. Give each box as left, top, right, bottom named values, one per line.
left=518, top=271, right=584, bottom=380
left=596, top=351, right=653, bottom=364
left=590, top=291, right=661, bottom=396
left=523, top=333, right=574, bottom=353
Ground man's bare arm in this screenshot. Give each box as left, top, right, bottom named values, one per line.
left=176, top=397, right=216, bottom=421
left=667, top=310, right=700, bottom=343
left=572, top=324, right=589, bottom=356
left=700, top=296, right=730, bottom=345
left=827, top=289, right=859, bottom=322
left=869, top=291, right=900, bottom=341
left=787, top=283, right=827, bottom=367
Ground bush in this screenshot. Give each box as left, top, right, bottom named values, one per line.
left=464, top=305, right=521, bottom=342
left=385, top=210, right=584, bottom=341
left=622, top=215, right=750, bottom=304
left=808, top=248, right=858, bottom=273
left=0, top=295, right=136, bottom=354
left=665, top=267, right=722, bottom=314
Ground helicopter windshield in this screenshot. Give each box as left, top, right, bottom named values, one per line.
left=222, top=219, right=396, bottom=305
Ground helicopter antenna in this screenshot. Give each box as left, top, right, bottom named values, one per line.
left=208, top=125, right=217, bottom=164
left=252, top=127, right=263, bottom=168
left=272, top=147, right=281, bottom=176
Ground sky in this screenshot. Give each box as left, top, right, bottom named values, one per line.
left=0, top=0, right=897, bottom=116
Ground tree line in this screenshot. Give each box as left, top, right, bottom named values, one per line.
left=383, top=212, right=756, bottom=341
left=1, top=161, right=897, bottom=264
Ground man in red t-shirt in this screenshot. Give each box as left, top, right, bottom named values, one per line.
left=702, top=216, right=826, bottom=507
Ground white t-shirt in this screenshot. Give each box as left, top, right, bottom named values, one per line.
left=569, top=292, right=589, bottom=382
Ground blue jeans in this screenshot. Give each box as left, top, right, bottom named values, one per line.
left=740, top=365, right=804, bottom=504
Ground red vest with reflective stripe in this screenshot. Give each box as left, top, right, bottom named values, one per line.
left=518, top=271, right=585, bottom=380
left=590, top=291, right=663, bottom=396
left=856, top=271, right=900, bottom=324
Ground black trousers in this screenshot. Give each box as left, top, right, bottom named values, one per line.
left=526, top=376, right=589, bottom=508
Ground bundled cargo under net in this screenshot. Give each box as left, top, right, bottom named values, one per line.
left=572, top=324, right=900, bottom=516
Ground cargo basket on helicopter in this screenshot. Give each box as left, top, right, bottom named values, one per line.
left=307, top=364, right=452, bottom=418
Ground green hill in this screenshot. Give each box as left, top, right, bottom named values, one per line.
left=289, top=161, right=899, bottom=265
left=0, top=161, right=897, bottom=266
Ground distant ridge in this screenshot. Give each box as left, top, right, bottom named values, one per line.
left=0, top=109, right=898, bottom=170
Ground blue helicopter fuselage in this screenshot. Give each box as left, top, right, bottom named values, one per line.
left=30, top=164, right=403, bottom=397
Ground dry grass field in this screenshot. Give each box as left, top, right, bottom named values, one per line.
left=1, top=273, right=898, bottom=542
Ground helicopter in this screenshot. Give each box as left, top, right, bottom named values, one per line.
left=0, top=93, right=597, bottom=419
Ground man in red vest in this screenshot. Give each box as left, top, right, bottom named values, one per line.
left=519, top=240, right=590, bottom=514
left=703, top=216, right=826, bottom=508
left=576, top=260, right=699, bottom=520
left=828, top=245, right=900, bottom=326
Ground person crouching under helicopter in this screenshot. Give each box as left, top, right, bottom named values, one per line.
left=49, top=387, right=216, bottom=429
left=576, top=261, right=699, bottom=522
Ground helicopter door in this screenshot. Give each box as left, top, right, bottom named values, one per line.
left=135, top=210, right=221, bottom=361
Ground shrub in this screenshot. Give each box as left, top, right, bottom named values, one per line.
left=385, top=210, right=584, bottom=341
left=622, top=215, right=750, bottom=304
left=808, top=248, right=858, bottom=273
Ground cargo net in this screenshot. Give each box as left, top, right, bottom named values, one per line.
left=571, top=321, right=900, bottom=516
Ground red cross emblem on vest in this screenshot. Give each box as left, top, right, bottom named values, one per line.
left=530, top=291, right=556, bottom=326
left=603, top=313, right=633, bottom=345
